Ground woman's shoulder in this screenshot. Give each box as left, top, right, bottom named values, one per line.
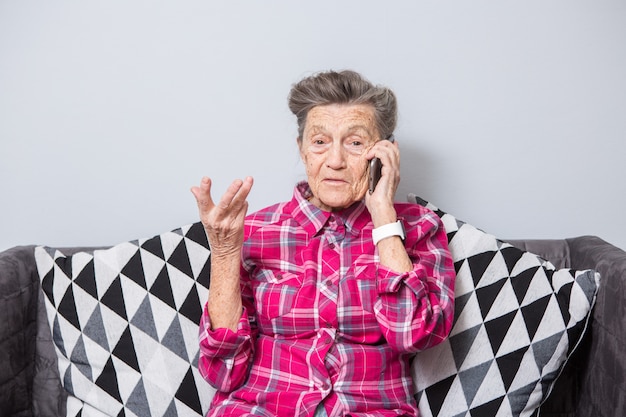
left=395, top=201, right=441, bottom=222
left=246, top=201, right=290, bottom=222
left=244, top=201, right=293, bottom=237
left=395, top=202, right=450, bottom=245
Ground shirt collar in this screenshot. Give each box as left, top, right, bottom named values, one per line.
left=290, top=181, right=371, bottom=239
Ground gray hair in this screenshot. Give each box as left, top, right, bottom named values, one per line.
left=288, top=70, right=397, bottom=141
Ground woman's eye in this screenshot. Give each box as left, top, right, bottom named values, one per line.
left=345, top=140, right=366, bottom=155
left=347, top=139, right=366, bottom=149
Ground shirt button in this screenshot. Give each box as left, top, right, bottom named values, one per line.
left=324, top=337, right=332, bottom=345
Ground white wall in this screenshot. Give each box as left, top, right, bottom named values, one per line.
left=2, top=1, right=625, bottom=252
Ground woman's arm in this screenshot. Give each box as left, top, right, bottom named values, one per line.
left=192, top=176, right=256, bottom=392
left=365, top=140, right=412, bottom=273
left=374, top=209, right=456, bottom=353
left=364, top=141, right=455, bottom=352
left=191, top=176, right=253, bottom=331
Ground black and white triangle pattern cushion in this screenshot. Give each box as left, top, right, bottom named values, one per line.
left=408, top=194, right=600, bottom=417
left=35, top=222, right=215, bottom=417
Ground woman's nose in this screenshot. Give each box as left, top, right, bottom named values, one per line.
left=325, top=142, right=347, bottom=169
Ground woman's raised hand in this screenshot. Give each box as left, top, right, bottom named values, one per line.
left=191, top=176, right=254, bottom=257
left=191, top=176, right=253, bottom=330
left=364, top=139, right=401, bottom=228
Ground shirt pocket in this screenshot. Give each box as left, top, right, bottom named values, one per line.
left=352, top=259, right=378, bottom=314
left=253, top=270, right=303, bottom=320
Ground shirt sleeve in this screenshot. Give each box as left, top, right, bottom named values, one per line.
left=374, top=208, right=456, bottom=353
left=197, top=304, right=255, bottom=392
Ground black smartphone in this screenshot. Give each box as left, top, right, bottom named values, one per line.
left=368, top=135, right=395, bottom=193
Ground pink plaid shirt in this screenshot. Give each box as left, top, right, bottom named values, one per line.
left=198, top=182, right=455, bottom=417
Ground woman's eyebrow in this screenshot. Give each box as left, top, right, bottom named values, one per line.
left=307, top=124, right=329, bottom=135
left=346, top=125, right=371, bottom=133
left=345, top=125, right=376, bottom=140
left=306, top=124, right=373, bottom=137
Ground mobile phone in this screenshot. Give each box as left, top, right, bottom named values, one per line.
left=368, top=135, right=395, bottom=193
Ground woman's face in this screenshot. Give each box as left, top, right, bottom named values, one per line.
left=299, top=103, right=380, bottom=212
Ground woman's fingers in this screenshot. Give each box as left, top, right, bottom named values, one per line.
left=191, top=176, right=253, bottom=216
left=367, top=141, right=400, bottom=191
left=218, top=176, right=254, bottom=212
left=365, top=141, right=400, bottom=222
left=376, top=140, right=399, bottom=167
left=190, top=177, right=215, bottom=215
left=191, top=177, right=254, bottom=246
left=367, top=140, right=399, bottom=174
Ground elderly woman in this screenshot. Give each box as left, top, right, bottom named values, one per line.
left=191, top=70, right=455, bottom=417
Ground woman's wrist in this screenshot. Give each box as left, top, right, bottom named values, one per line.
left=370, top=205, right=398, bottom=228
left=372, top=220, right=406, bottom=245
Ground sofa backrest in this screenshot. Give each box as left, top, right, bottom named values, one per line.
left=507, top=239, right=571, bottom=269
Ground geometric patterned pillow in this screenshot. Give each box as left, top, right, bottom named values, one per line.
left=34, top=222, right=215, bottom=417
left=408, top=194, right=600, bottom=417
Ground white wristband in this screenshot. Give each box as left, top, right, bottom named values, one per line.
left=372, top=221, right=406, bottom=245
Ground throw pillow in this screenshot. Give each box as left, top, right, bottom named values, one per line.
left=35, top=222, right=215, bottom=417
left=407, top=194, right=600, bottom=417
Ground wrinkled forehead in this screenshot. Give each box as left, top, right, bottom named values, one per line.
left=303, top=104, right=378, bottom=137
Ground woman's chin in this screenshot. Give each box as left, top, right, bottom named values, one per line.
left=317, top=196, right=361, bottom=212
left=311, top=182, right=368, bottom=211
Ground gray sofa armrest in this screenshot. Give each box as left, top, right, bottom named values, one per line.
left=0, top=245, right=66, bottom=417
left=566, top=236, right=626, bottom=416
left=0, top=245, right=40, bottom=416
left=510, top=236, right=626, bottom=416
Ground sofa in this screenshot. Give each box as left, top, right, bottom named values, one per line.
left=1, top=214, right=625, bottom=416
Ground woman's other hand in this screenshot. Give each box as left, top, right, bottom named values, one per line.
left=191, top=176, right=254, bottom=256
left=191, top=176, right=254, bottom=331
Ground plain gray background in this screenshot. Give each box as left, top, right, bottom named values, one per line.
left=1, top=1, right=625, bottom=251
